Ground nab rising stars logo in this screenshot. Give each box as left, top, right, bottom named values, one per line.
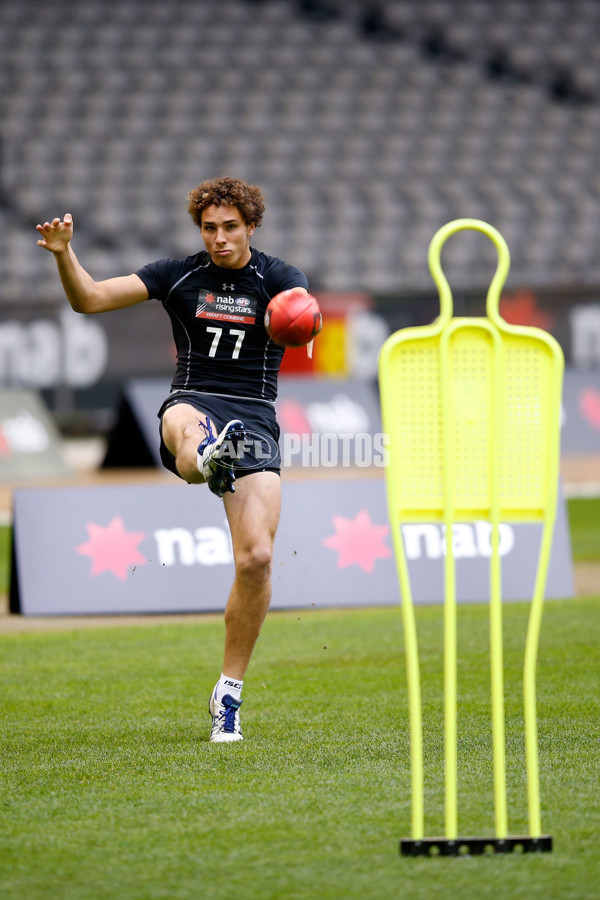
left=196, top=289, right=257, bottom=324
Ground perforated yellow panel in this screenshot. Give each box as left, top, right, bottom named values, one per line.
left=385, top=337, right=444, bottom=520
left=382, top=320, right=561, bottom=523
left=446, top=324, right=496, bottom=519
left=500, top=337, right=557, bottom=519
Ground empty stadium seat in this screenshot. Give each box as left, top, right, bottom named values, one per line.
left=1, top=0, right=599, bottom=300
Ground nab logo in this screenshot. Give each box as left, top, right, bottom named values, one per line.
left=77, top=518, right=234, bottom=580
left=278, top=394, right=370, bottom=435
left=154, top=527, right=233, bottom=566
left=402, top=523, right=515, bottom=560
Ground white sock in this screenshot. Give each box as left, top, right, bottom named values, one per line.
left=215, top=673, right=243, bottom=703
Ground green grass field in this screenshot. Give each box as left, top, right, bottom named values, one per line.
left=0, top=500, right=599, bottom=899
left=1, top=602, right=599, bottom=898
left=566, top=498, right=600, bottom=561
left=0, top=523, right=11, bottom=596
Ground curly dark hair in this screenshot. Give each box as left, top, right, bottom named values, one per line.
left=187, top=176, right=265, bottom=228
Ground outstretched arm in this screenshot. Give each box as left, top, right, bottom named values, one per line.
left=36, top=214, right=149, bottom=313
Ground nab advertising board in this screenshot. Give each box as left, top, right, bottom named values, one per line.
left=11, top=478, right=574, bottom=617
left=103, top=369, right=600, bottom=473
left=103, top=376, right=384, bottom=469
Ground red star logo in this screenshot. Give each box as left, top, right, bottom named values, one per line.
left=0, top=426, right=10, bottom=456
left=322, top=509, right=392, bottom=573
left=580, top=388, right=600, bottom=430
left=205, top=292, right=216, bottom=304
left=500, top=290, right=555, bottom=331
left=277, top=398, right=311, bottom=434
left=77, top=516, right=147, bottom=580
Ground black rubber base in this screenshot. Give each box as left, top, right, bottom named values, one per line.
left=400, top=835, right=553, bottom=857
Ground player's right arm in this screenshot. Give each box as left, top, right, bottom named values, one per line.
left=36, top=214, right=149, bottom=313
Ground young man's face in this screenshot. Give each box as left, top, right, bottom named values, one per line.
left=200, top=204, right=255, bottom=269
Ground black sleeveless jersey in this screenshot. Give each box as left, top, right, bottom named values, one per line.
left=136, top=247, right=308, bottom=402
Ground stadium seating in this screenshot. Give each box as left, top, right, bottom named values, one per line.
left=1, top=0, right=600, bottom=301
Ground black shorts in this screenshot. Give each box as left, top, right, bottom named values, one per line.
left=158, top=390, right=281, bottom=480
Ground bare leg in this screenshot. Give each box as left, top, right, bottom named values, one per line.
left=161, top=402, right=213, bottom=483
left=222, top=471, right=281, bottom=679
left=162, top=404, right=280, bottom=673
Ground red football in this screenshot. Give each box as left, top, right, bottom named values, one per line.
left=264, top=289, right=322, bottom=347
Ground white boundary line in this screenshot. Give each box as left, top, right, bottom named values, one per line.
left=562, top=482, right=600, bottom=499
